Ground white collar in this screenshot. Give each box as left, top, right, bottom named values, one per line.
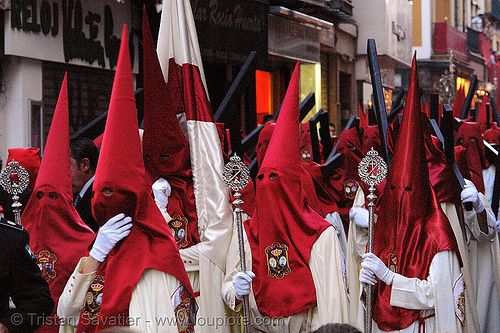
left=78, top=175, right=95, bottom=198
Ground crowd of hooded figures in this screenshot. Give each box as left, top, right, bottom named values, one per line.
left=1, top=1, right=500, bottom=333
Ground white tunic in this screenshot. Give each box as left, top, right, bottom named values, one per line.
left=222, top=226, right=350, bottom=333
left=464, top=195, right=500, bottom=333
left=57, top=258, right=182, bottom=333
left=159, top=207, right=236, bottom=333
left=348, top=189, right=465, bottom=332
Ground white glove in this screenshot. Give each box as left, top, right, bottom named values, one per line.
left=233, top=271, right=255, bottom=300
left=349, top=207, right=369, bottom=229
left=359, top=266, right=377, bottom=286
left=152, top=178, right=171, bottom=211
left=361, top=252, right=395, bottom=285
left=89, top=213, right=133, bottom=262
left=496, top=219, right=500, bottom=233
left=461, top=179, right=485, bottom=213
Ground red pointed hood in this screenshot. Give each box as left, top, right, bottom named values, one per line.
left=256, top=120, right=276, bottom=168
left=455, top=121, right=487, bottom=192
left=245, top=63, right=330, bottom=317
left=141, top=7, right=200, bottom=250
left=359, top=104, right=369, bottom=129
left=372, top=54, right=459, bottom=330
left=362, top=125, right=382, bottom=155
left=79, top=25, right=193, bottom=333
left=260, top=66, right=301, bottom=173
left=142, top=7, right=191, bottom=182
left=423, top=118, right=462, bottom=207
left=22, top=73, right=95, bottom=332
left=325, top=127, right=364, bottom=229
left=483, top=122, right=500, bottom=146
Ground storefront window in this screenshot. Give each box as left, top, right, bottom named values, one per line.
left=256, top=70, right=272, bottom=124
left=300, top=62, right=322, bottom=121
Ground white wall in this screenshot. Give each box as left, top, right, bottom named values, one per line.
left=353, top=0, right=388, bottom=54
left=413, top=0, right=432, bottom=59
left=0, top=56, right=42, bottom=165
left=386, top=0, right=413, bottom=64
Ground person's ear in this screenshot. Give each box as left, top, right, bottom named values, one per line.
left=80, top=158, right=91, bottom=173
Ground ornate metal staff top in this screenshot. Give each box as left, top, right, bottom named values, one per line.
left=357, top=148, right=388, bottom=333
left=222, top=154, right=251, bottom=332
left=0, top=159, right=30, bottom=224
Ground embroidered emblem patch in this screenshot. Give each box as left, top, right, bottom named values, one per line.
left=343, top=179, right=358, bottom=199
left=387, top=252, right=398, bottom=273
left=36, top=250, right=57, bottom=282
left=169, top=215, right=189, bottom=249
left=82, top=275, right=105, bottom=320
left=171, top=285, right=197, bottom=333
left=300, top=147, right=312, bottom=163
left=265, top=242, right=291, bottom=279
left=453, top=273, right=466, bottom=327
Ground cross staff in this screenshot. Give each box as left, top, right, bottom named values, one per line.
left=367, top=39, right=392, bottom=167
left=222, top=154, right=251, bottom=333
left=358, top=148, right=388, bottom=333
left=0, top=159, right=30, bottom=225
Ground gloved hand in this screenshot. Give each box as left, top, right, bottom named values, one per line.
left=349, top=207, right=369, bottom=229
left=461, top=179, right=485, bottom=213
left=89, top=213, right=133, bottom=262
left=359, top=266, right=377, bottom=286
left=233, top=271, right=255, bottom=300
left=361, top=252, right=395, bottom=285
left=152, top=177, right=171, bottom=211
left=496, top=219, right=500, bottom=233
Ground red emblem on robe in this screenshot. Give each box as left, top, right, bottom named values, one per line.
left=36, top=249, right=57, bottom=282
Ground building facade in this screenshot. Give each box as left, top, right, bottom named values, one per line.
left=0, top=0, right=415, bottom=165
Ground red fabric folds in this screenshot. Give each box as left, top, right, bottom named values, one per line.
left=21, top=73, right=95, bottom=333
left=483, top=122, right=500, bottom=146
left=245, top=63, right=330, bottom=317
left=325, top=127, right=364, bottom=231
left=424, top=125, right=462, bottom=207
left=455, top=122, right=487, bottom=193
left=142, top=10, right=199, bottom=249
left=372, top=54, right=459, bottom=331
left=76, top=25, right=193, bottom=333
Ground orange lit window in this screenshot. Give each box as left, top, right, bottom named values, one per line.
left=256, top=70, right=271, bottom=124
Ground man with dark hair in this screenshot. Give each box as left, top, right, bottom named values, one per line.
left=70, top=137, right=99, bottom=232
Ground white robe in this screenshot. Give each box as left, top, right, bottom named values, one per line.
left=221, top=226, right=350, bottom=333
left=57, top=257, right=182, bottom=333
left=159, top=208, right=234, bottom=333
left=347, top=189, right=465, bottom=332
left=464, top=195, right=500, bottom=333
left=351, top=251, right=463, bottom=333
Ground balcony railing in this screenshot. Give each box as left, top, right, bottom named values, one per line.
left=433, top=22, right=467, bottom=62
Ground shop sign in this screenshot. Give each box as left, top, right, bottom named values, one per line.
left=4, top=0, right=139, bottom=72
left=191, top=0, right=268, bottom=63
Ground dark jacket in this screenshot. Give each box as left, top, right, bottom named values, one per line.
left=0, top=218, right=54, bottom=333
left=75, top=183, right=99, bottom=233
